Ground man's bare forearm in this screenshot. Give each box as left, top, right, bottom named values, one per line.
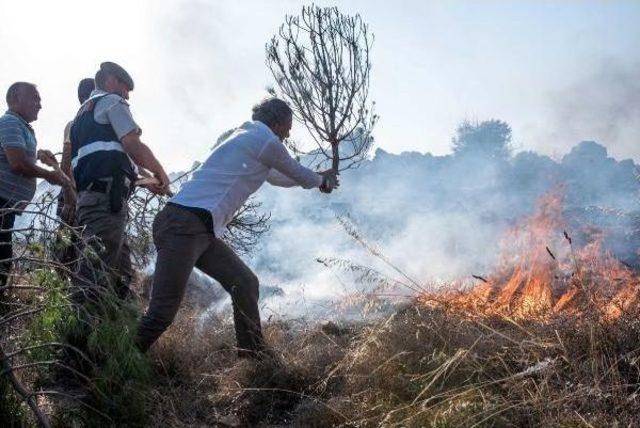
left=4, top=147, right=68, bottom=187
left=61, top=142, right=77, bottom=195
left=120, top=133, right=170, bottom=195
left=61, top=142, right=72, bottom=177
left=122, top=135, right=165, bottom=177
left=129, top=142, right=165, bottom=176
left=12, top=160, right=57, bottom=181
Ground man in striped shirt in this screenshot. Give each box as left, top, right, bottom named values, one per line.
left=0, top=82, right=70, bottom=291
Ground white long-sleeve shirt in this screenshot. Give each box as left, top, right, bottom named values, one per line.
left=170, top=120, right=323, bottom=237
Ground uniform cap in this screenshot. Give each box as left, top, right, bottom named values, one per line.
left=100, top=61, right=134, bottom=90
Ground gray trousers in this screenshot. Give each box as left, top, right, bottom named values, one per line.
left=135, top=204, right=263, bottom=354
left=75, top=191, right=133, bottom=300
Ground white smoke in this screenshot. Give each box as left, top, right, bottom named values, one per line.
left=533, top=60, right=640, bottom=161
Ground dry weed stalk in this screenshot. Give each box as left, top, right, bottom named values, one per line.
left=1, top=192, right=121, bottom=426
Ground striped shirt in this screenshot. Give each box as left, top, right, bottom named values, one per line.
left=0, top=111, right=37, bottom=204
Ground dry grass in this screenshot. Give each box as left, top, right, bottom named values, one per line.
left=6, top=262, right=638, bottom=427
left=140, top=295, right=640, bottom=427
left=7, top=270, right=639, bottom=426
left=7, top=248, right=638, bottom=426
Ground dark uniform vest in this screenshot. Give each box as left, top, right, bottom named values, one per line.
left=69, top=94, right=136, bottom=191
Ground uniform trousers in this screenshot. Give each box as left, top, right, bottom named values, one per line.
left=74, top=190, right=133, bottom=301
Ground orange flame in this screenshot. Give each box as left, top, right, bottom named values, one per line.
left=422, top=190, right=640, bottom=319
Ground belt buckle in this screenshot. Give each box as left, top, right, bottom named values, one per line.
left=89, top=178, right=111, bottom=193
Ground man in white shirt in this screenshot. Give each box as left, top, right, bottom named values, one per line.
left=135, top=98, right=338, bottom=357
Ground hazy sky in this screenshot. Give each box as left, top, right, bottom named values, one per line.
left=1, top=0, right=638, bottom=171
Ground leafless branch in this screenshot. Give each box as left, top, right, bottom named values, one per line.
left=0, top=343, right=52, bottom=427
left=266, top=4, right=378, bottom=171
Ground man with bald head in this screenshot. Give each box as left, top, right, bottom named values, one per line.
left=0, top=82, right=70, bottom=291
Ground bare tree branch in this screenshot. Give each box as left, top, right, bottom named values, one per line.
left=266, top=4, right=378, bottom=171
left=0, top=344, right=52, bottom=428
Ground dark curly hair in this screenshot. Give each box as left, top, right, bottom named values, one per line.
left=251, top=97, right=293, bottom=127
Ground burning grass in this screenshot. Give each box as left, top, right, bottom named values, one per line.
left=426, top=191, right=640, bottom=320
left=6, top=189, right=640, bottom=426
left=10, top=262, right=639, bottom=425
left=140, top=190, right=640, bottom=426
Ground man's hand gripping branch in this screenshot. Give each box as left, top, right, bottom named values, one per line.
left=319, top=168, right=340, bottom=194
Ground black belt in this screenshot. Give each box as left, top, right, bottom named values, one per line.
left=167, top=202, right=214, bottom=233
left=83, top=180, right=109, bottom=193
left=81, top=179, right=133, bottom=195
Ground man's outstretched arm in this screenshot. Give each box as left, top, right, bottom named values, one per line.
left=266, top=167, right=339, bottom=193
left=265, top=168, right=300, bottom=188
left=121, top=132, right=170, bottom=194
left=259, top=138, right=323, bottom=189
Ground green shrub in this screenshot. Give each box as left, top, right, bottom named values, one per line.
left=23, top=267, right=152, bottom=426
left=84, top=296, right=151, bottom=427
left=25, top=269, right=80, bottom=363
left=0, top=376, right=26, bottom=427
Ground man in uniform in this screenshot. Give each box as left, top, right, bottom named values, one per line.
left=135, top=97, right=338, bottom=357
left=0, top=82, right=70, bottom=293
left=70, top=62, right=169, bottom=300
